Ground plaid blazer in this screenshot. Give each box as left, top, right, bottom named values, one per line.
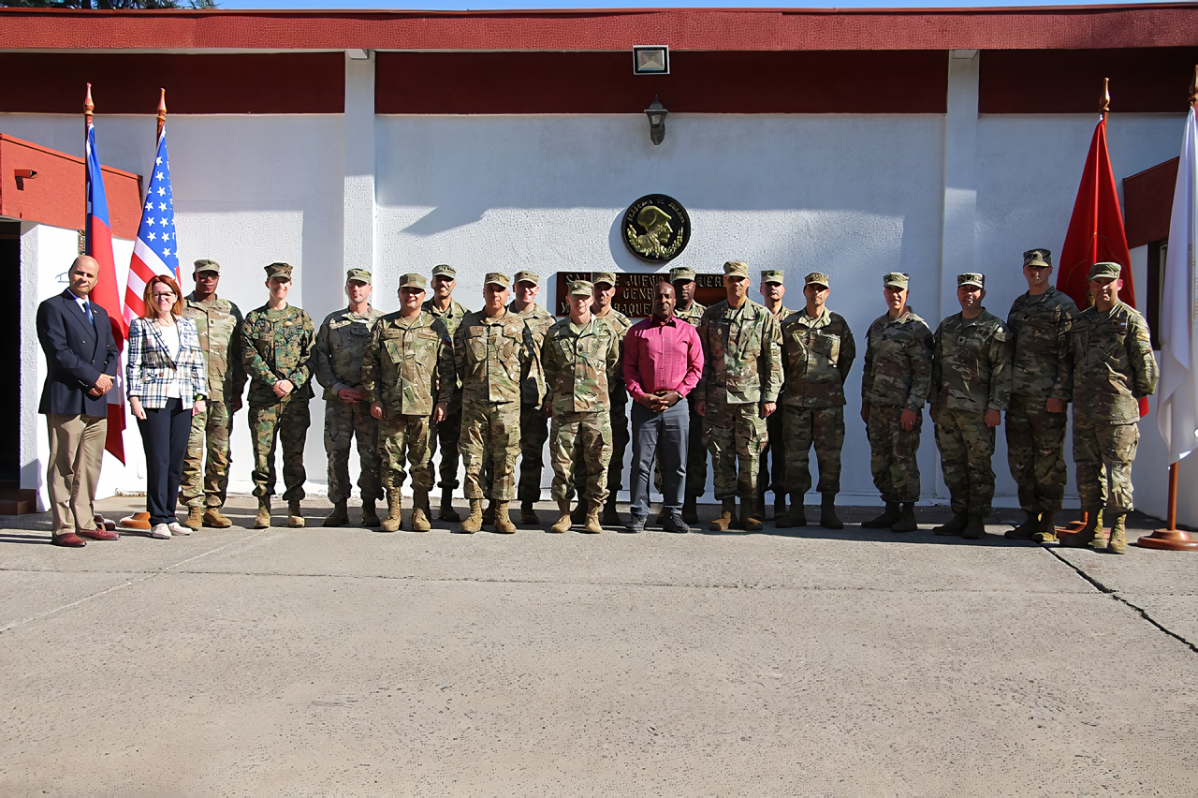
left=126, top=316, right=208, bottom=409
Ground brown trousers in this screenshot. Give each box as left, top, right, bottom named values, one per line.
left=46, top=413, right=107, bottom=534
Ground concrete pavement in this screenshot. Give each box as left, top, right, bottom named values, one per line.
left=1, top=497, right=1195, bottom=795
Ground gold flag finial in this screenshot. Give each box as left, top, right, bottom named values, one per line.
left=157, top=88, right=167, bottom=139
left=84, top=83, right=94, bottom=118
left=1100, top=77, right=1110, bottom=115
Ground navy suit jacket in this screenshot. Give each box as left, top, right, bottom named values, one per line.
left=37, top=289, right=120, bottom=417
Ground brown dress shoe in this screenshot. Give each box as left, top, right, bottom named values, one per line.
left=52, top=532, right=87, bottom=547
left=77, top=527, right=120, bottom=541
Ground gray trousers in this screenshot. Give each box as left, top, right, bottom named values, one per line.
left=629, top=400, right=688, bottom=519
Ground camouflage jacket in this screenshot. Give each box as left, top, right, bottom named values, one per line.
left=1069, top=300, right=1158, bottom=424
left=422, top=298, right=471, bottom=409
left=509, top=300, right=556, bottom=406
left=765, top=303, right=795, bottom=322
left=182, top=293, right=245, bottom=405
left=241, top=304, right=316, bottom=405
left=861, top=308, right=933, bottom=410
left=361, top=310, right=454, bottom=417
left=1006, top=287, right=1077, bottom=402
left=674, top=301, right=706, bottom=327
left=542, top=317, right=621, bottom=414
left=780, top=308, right=856, bottom=408
left=314, top=305, right=385, bottom=403
left=454, top=308, right=527, bottom=405
left=593, top=306, right=631, bottom=401
left=696, top=299, right=783, bottom=405
left=931, top=309, right=1013, bottom=413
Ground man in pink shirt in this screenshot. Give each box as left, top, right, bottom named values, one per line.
left=624, top=281, right=704, bottom=532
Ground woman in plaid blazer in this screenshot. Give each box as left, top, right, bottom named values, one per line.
left=127, top=274, right=208, bottom=539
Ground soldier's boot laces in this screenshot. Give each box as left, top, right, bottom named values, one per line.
left=520, top=501, right=539, bottom=526
left=1061, top=510, right=1102, bottom=548
left=582, top=502, right=604, bottom=534
left=288, top=500, right=305, bottom=529
left=709, top=498, right=737, bottom=532
left=493, top=501, right=517, bottom=534
left=891, top=502, right=918, bottom=533
left=185, top=506, right=203, bottom=531
left=253, top=499, right=271, bottom=529
left=460, top=499, right=485, bottom=534
left=741, top=492, right=764, bottom=532
left=323, top=500, right=349, bottom=528
left=482, top=501, right=496, bottom=527
left=380, top=491, right=403, bottom=533
left=549, top=500, right=572, bottom=534
left=933, top=512, right=968, bottom=536
left=203, top=507, right=233, bottom=529
left=1032, top=508, right=1059, bottom=543
left=820, top=494, right=844, bottom=530
left=360, top=500, right=381, bottom=528
left=862, top=501, right=900, bottom=529
left=411, top=491, right=432, bottom=533
left=439, top=487, right=461, bottom=523
left=1005, top=511, right=1040, bottom=540
left=1107, top=513, right=1128, bottom=555
left=962, top=513, right=987, bottom=540
left=602, top=499, right=622, bottom=527
left=682, top=495, right=699, bottom=525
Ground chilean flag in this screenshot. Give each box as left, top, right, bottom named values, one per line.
left=84, top=114, right=127, bottom=464
left=123, top=122, right=179, bottom=325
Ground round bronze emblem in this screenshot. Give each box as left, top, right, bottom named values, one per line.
left=622, top=194, right=690, bottom=264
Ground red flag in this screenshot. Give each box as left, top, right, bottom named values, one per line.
left=1058, top=116, right=1147, bottom=416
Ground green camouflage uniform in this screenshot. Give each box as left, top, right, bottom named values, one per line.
left=696, top=300, right=783, bottom=500
left=423, top=298, right=470, bottom=492
left=314, top=305, right=385, bottom=504
left=361, top=310, right=455, bottom=494
left=758, top=303, right=795, bottom=501
left=241, top=304, right=316, bottom=501
left=574, top=306, right=631, bottom=505
left=513, top=301, right=556, bottom=502
left=543, top=317, right=621, bottom=504
left=1005, top=287, right=1077, bottom=515
left=931, top=309, right=1012, bottom=515
left=180, top=293, right=245, bottom=509
left=455, top=308, right=527, bottom=501
left=671, top=300, right=708, bottom=498
left=1069, top=300, right=1158, bottom=515
left=779, top=307, right=856, bottom=498
left=862, top=309, right=933, bottom=503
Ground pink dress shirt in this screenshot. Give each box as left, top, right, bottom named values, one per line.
left=623, top=315, right=704, bottom=402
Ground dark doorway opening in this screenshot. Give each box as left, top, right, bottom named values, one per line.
left=0, top=221, right=34, bottom=514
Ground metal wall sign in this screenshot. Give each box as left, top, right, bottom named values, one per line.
left=622, top=194, right=691, bottom=263
left=554, top=271, right=726, bottom=317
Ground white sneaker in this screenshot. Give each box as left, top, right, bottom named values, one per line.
left=168, top=522, right=192, bottom=536
left=149, top=523, right=171, bottom=539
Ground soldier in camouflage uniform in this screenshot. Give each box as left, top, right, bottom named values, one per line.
left=454, top=272, right=528, bottom=534
left=314, top=269, right=384, bottom=528
left=1063, top=262, right=1158, bottom=555
left=1003, top=248, right=1078, bottom=543
left=695, top=261, right=783, bottom=532
left=180, top=259, right=246, bottom=530
left=241, top=262, right=316, bottom=529
left=670, top=265, right=708, bottom=523
left=860, top=272, right=933, bottom=533
left=929, top=273, right=1013, bottom=540
left=542, top=280, right=622, bottom=534
left=423, top=264, right=471, bottom=522
left=362, top=273, right=454, bottom=533
left=776, top=272, right=856, bottom=530
left=756, top=269, right=796, bottom=520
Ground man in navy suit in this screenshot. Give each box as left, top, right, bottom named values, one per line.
left=36, top=255, right=121, bottom=547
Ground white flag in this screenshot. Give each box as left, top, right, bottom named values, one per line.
left=1158, top=106, right=1198, bottom=464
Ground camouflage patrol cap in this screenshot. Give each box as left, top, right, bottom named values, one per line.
left=193, top=259, right=220, bottom=274
left=593, top=272, right=617, bottom=287
left=399, top=273, right=427, bottom=290
left=669, top=266, right=696, bottom=284
left=346, top=268, right=372, bottom=285
left=805, top=272, right=830, bottom=288
left=761, top=270, right=785, bottom=284
left=1088, top=262, right=1122, bottom=281
left=485, top=272, right=511, bottom=288
left=883, top=272, right=909, bottom=288
left=1023, top=249, right=1053, bottom=269
left=723, top=261, right=750, bottom=277
left=431, top=264, right=456, bottom=279
left=569, top=280, right=594, bottom=297
left=957, top=272, right=985, bottom=288
left=514, top=270, right=539, bottom=285
left=265, top=262, right=293, bottom=280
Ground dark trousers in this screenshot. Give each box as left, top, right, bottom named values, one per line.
left=629, top=400, right=688, bottom=519
left=136, top=398, right=191, bottom=525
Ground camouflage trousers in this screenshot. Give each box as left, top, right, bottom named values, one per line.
left=378, top=413, right=434, bottom=493
left=866, top=403, right=922, bottom=503
left=781, top=405, right=844, bottom=497
left=429, top=404, right=462, bottom=491
left=653, top=398, right=707, bottom=498
left=483, top=402, right=549, bottom=504
left=551, top=410, right=612, bottom=505
left=180, top=399, right=233, bottom=508
left=1005, top=394, right=1068, bottom=514
left=1073, top=415, right=1140, bottom=515
left=461, top=400, right=520, bottom=501
left=933, top=406, right=996, bottom=515
left=324, top=400, right=382, bottom=504
left=757, top=405, right=788, bottom=500
left=574, top=394, right=628, bottom=506
left=248, top=395, right=311, bottom=501
left=702, top=401, right=767, bottom=501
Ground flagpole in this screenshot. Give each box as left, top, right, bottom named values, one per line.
left=84, top=84, right=93, bottom=220
left=157, top=88, right=166, bottom=141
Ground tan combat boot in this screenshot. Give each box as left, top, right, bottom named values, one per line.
left=411, top=490, right=431, bottom=532
left=1107, top=513, right=1128, bottom=554
left=493, top=501, right=517, bottom=534
left=185, top=505, right=203, bottom=531
left=323, top=499, right=349, bottom=527
left=360, top=500, right=381, bottom=528
left=709, top=498, right=736, bottom=532
left=253, top=499, right=271, bottom=529
left=203, top=507, right=233, bottom=528
left=460, top=499, right=485, bottom=534
left=962, top=513, right=987, bottom=540
left=1032, top=508, right=1058, bottom=543
left=549, top=500, right=572, bottom=533
left=862, top=501, right=900, bottom=529
left=380, top=490, right=403, bottom=533
left=892, top=502, right=918, bottom=533
left=582, top=501, right=604, bottom=534
left=1005, top=510, right=1040, bottom=540
left=933, top=513, right=967, bottom=537
left=482, top=501, right=496, bottom=527
left=742, top=491, right=763, bottom=532
left=288, top=500, right=305, bottom=528
left=439, top=487, right=460, bottom=522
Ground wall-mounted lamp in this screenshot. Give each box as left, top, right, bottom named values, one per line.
left=645, top=96, right=668, bottom=146
left=14, top=169, right=36, bottom=179
left=633, top=45, right=669, bottom=75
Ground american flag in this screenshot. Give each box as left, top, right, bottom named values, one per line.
left=124, top=123, right=180, bottom=325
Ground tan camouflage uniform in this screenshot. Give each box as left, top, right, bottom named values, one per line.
left=576, top=303, right=631, bottom=512
left=423, top=297, right=470, bottom=493
left=513, top=299, right=555, bottom=503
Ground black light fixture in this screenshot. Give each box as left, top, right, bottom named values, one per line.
left=644, top=96, right=668, bottom=146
